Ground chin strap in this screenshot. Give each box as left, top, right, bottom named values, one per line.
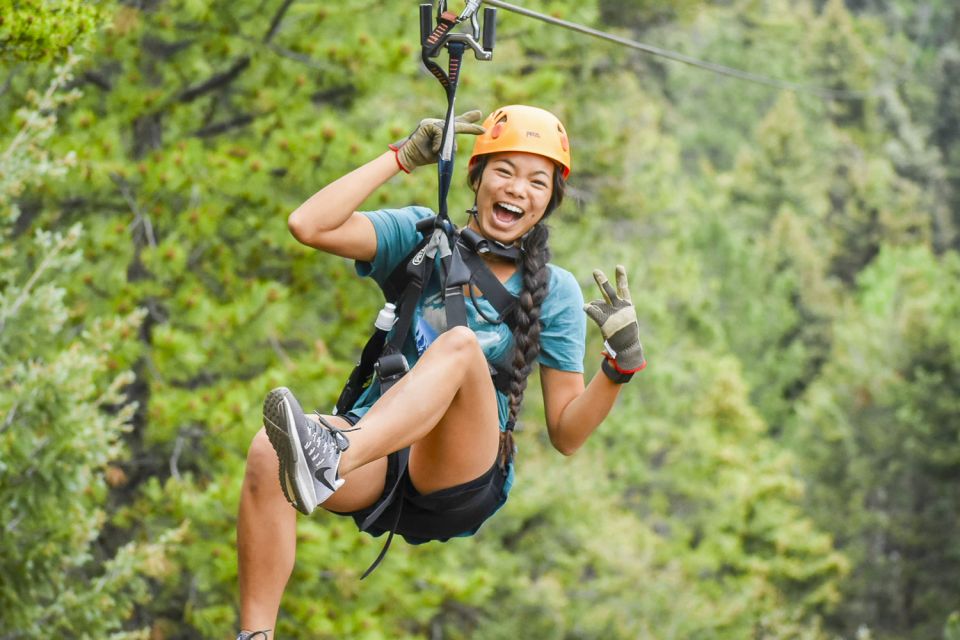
left=466, top=205, right=539, bottom=260
left=459, top=221, right=521, bottom=262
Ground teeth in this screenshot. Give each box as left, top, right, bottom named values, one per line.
left=497, top=202, right=524, bottom=215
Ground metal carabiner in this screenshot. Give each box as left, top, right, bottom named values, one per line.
left=457, top=0, right=483, bottom=24
left=424, top=1, right=494, bottom=61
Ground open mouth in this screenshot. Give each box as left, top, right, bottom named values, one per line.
left=493, top=201, right=524, bottom=224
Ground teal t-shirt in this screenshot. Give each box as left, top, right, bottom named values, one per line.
left=348, top=205, right=586, bottom=517
left=350, top=205, right=586, bottom=423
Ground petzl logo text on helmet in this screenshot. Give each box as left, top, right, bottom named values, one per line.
left=412, top=248, right=427, bottom=266
left=526, top=131, right=541, bottom=138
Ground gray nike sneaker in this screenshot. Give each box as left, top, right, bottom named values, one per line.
left=262, top=387, right=351, bottom=515
left=236, top=631, right=270, bottom=640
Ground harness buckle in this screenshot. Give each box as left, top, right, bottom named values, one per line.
left=375, top=353, right=410, bottom=391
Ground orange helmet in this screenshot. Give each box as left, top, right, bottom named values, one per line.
left=469, top=105, right=572, bottom=179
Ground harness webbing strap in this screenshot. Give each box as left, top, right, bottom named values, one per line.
left=490, top=365, right=512, bottom=394
left=459, top=248, right=519, bottom=328
left=383, top=235, right=431, bottom=302
left=442, top=243, right=470, bottom=328
left=386, top=274, right=423, bottom=357
left=434, top=41, right=465, bottom=222
left=385, top=230, right=439, bottom=355
left=333, top=326, right=388, bottom=416
left=422, top=11, right=459, bottom=67
left=359, top=447, right=410, bottom=580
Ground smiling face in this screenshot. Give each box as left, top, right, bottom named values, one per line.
left=468, top=151, right=556, bottom=246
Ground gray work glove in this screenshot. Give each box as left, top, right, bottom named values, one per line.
left=389, top=110, right=485, bottom=173
left=583, top=265, right=646, bottom=372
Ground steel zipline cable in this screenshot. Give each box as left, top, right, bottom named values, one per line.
left=483, top=0, right=873, bottom=100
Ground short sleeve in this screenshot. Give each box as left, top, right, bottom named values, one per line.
left=538, top=266, right=586, bottom=372
left=355, top=206, right=435, bottom=286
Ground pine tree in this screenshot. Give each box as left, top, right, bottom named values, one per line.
left=0, top=43, right=177, bottom=640
left=794, top=246, right=960, bottom=639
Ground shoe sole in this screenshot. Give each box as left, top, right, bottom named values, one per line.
left=262, top=387, right=318, bottom=515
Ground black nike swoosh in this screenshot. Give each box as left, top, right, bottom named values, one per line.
left=314, top=466, right=337, bottom=492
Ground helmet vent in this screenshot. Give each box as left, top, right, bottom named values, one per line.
left=490, top=114, right=508, bottom=139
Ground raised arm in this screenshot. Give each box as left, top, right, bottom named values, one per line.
left=542, top=265, right=646, bottom=455
left=287, top=151, right=397, bottom=261
left=287, top=111, right=485, bottom=261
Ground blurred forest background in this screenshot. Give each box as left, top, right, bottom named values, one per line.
left=2, top=0, right=959, bottom=638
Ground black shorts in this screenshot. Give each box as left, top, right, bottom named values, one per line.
left=330, top=416, right=509, bottom=544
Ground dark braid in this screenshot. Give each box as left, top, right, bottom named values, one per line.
left=467, top=155, right=567, bottom=467
left=500, top=222, right=551, bottom=465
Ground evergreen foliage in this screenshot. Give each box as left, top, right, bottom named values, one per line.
left=2, top=0, right=958, bottom=638
left=794, top=246, right=960, bottom=639
left=0, top=41, right=178, bottom=640
left=0, top=0, right=103, bottom=63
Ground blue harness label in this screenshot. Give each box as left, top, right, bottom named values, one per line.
left=414, top=316, right=439, bottom=355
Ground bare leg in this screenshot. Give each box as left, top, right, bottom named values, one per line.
left=338, top=325, right=501, bottom=493
left=238, top=326, right=502, bottom=633
left=237, top=426, right=389, bottom=636
left=237, top=429, right=295, bottom=637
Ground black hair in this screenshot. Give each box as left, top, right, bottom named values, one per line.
left=467, top=155, right=567, bottom=465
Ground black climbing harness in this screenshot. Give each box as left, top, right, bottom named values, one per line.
left=333, top=220, right=519, bottom=418
left=332, top=2, right=502, bottom=579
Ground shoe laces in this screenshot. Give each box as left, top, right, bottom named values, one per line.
left=300, top=422, right=339, bottom=470
left=310, top=411, right=360, bottom=452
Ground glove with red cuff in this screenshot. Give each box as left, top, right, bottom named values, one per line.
left=389, top=110, right=485, bottom=173
left=583, top=265, right=646, bottom=383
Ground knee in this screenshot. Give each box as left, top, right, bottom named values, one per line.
left=243, top=428, right=279, bottom=495
left=432, top=325, right=482, bottom=362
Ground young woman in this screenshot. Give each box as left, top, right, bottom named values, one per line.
left=235, top=105, right=645, bottom=639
